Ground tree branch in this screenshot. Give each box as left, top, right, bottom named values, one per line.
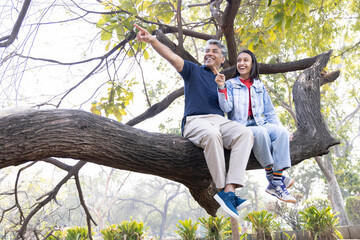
left=126, top=87, right=184, bottom=126
left=320, top=70, right=340, bottom=86
left=15, top=160, right=87, bottom=240
left=221, top=0, right=242, bottom=65
left=188, top=1, right=212, bottom=8
left=14, top=162, right=37, bottom=231
left=0, top=99, right=340, bottom=215
left=291, top=50, right=340, bottom=162
left=74, top=174, right=96, bottom=240
left=0, top=0, right=31, bottom=48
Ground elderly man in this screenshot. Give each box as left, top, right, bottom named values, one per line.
left=135, top=24, right=254, bottom=219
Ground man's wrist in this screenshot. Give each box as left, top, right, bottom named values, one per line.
left=218, top=85, right=225, bottom=89
left=148, top=36, right=157, bottom=45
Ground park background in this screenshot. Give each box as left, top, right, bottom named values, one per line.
left=0, top=0, right=360, bottom=239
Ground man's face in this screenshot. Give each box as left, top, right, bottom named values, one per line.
left=204, top=44, right=225, bottom=70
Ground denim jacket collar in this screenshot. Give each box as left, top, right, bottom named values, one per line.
left=232, top=77, right=262, bottom=90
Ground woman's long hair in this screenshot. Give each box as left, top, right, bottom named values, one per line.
left=233, top=49, right=260, bottom=80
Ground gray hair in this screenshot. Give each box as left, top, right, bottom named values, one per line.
left=206, top=39, right=228, bottom=59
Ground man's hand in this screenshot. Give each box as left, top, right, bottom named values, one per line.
left=212, top=67, right=225, bottom=88
left=134, top=24, right=154, bottom=43
left=134, top=23, right=184, bottom=72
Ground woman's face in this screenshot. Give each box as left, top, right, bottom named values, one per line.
left=237, top=52, right=252, bottom=79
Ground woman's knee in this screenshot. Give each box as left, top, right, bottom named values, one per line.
left=266, top=124, right=289, bottom=140
left=277, top=127, right=290, bottom=139
left=254, top=127, right=268, bottom=138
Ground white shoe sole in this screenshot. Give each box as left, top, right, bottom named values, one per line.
left=214, top=194, right=239, bottom=219
left=236, top=200, right=251, bottom=211
left=285, top=178, right=295, bottom=188
left=265, top=189, right=296, bottom=204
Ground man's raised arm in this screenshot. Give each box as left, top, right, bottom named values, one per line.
left=134, top=24, right=184, bottom=72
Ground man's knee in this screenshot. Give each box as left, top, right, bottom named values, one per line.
left=200, top=128, right=222, bottom=145
left=244, top=128, right=255, bottom=143
left=234, top=126, right=254, bottom=143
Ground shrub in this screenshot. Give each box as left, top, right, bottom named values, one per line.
left=243, top=210, right=277, bottom=240
left=66, top=226, right=91, bottom=240
left=345, top=196, right=360, bottom=224
left=303, top=197, right=331, bottom=210
left=46, top=226, right=92, bottom=240
left=45, top=228, right=65, bottom=240
left=100, top=220, right=148, bottom=240
left=199, top=215, right=231, bottom=240
left=299, top=206, right=343, bottom=240
left=175, top=218, right=199, bottom=240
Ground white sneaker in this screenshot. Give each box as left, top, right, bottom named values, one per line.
left=282, top=176, right=295, bottom=188
left=266, top=183, right=296, bottom=203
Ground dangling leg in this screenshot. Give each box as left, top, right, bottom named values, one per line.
left=265, top=164, right=274, bottom=183
left=263, top=124, right=296, bottom=203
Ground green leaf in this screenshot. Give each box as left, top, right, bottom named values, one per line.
left=123, top=18, right=133, bottom=30
left=273, top=11, right=285, bottom=25
left=121, top=1, right=137, bottom=15
left=268, top=29, right=277, bottom=42
left=253, top=34, right=259, bottom=45
left=116, top=24, right=124, bottom=40
left=138, top=1, right=151, bottom=11
left=297, top=2, right=305, bottom=13
left=160, top=11, right=174, bottom=24
left=248, top=42, right=255, bottom=52
left=143, top=50, right=149, bottom=60
left=101, top=25, right=115, bottom=41
left=127, top=48, right=135, bottom=58
left=290, top=3, right=297, bottom=16
left=96, top=17, right=107, bottom=28
left=105, top=41, right=111, bottom=51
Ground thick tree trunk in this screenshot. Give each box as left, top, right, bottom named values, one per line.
left=0, top=52, right=340, bottom=216
left=292, top=50, right=340, bottom=162
left=315, top=156, right=351, bottom=226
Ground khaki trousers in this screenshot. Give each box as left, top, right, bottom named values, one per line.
left=183, top=114, right=254, bottom=189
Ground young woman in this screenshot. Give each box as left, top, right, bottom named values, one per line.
left=215, top=49, right=296, bottom=203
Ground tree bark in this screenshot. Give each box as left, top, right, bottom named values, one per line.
left=292, top=50, right=340, bottom=162
left=315, top=156, right=351, bottom=226
left=0, top=51, right=340, bottom=216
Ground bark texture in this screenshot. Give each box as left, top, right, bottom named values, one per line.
left=315, top=156, right=351, bottom=226
left=0, top=51, right=339, bottom=216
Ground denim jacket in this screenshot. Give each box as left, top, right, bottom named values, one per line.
left=218, top=77, right=281, bottom=126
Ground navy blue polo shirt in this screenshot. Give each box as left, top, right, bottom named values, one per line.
left=179, top=60, right=224, bottom=132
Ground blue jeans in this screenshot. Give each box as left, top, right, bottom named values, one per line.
left=246, top=119, right=291, bottom=171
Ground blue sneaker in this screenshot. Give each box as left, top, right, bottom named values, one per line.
left=282, top=175, right=294, bottom=188
left=214, top=191, right=239, bottom=219
left=235, top=196, right=250, bottom=211
left=265, top=182, right=296, bottom=203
